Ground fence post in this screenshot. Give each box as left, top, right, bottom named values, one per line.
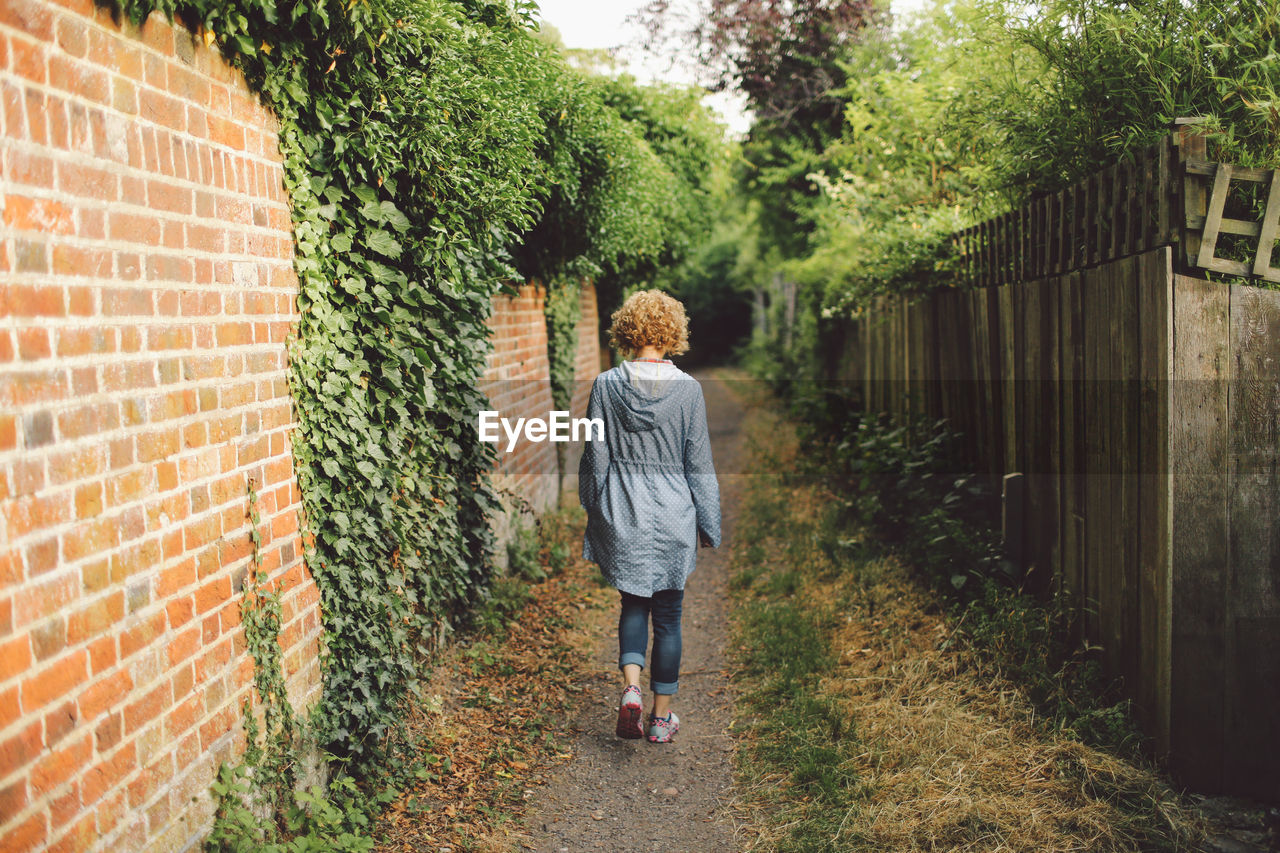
left=1174, top=117, right=1209, bottom=272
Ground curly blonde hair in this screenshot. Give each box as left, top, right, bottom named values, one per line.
left=608, top=289, right=690, bottom=357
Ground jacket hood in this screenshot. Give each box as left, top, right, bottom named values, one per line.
left=604, top=362, right=683, bottom=432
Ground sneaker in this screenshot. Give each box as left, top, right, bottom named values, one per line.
left=615, top=685, right=644, bottom=739
left=647, top=711, right=679, bottom=744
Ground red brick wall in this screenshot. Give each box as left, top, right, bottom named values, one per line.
left=570, top=282, right=599, bottom=421
left=481, top=284, right=560, bottom=520
left=0, top=5, right=320, bottom=851
left=480, top=282, right=600, bottom=534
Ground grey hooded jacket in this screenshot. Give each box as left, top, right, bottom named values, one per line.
left=579, top=362, right=722, bottom=597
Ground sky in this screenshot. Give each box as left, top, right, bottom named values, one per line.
left=534, top=0, right=933, bottom=137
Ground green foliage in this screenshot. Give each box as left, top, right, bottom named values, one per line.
left=206, top=763, right=385, bottom=853
left=720, top=0, right=1280, bottom=364
left=544, top=276, right=582, bottom=413
left=506, top=524, right=545, bottom=582
left=959, top=0, right=1280, bottom=198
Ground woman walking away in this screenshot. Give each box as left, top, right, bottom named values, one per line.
left=578, top=290, right=722, bottom=744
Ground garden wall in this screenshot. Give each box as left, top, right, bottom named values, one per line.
left=0, top=3, right=321, bottom=851
left=481, top=282, right=600, bottom=552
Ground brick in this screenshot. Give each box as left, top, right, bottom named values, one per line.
left=25, top=537, right=58, bottom=576
left=164, top=692, right=201, bottom=739
left=13, top=570, right=75, bottom=626
left=57, top=402, right=118, bottom=439
left=67, top=365, right=93, bottom=396
left=167, top=624, right=199, bottom=668
left=3, top=195, right=74, bottom=234
left=87, top=636, right=115, bottom=674
left=46, top=445, right=107, bottom=486
left=14, top=238, right=48, bottom=273
left=93, top=711, right=122, bottom=752
left=0, top=416, right=15, bottom=450
left=108, top=535, right=156, bottom=581
left=117, top=610, right=164, bottom=661
left=0, top=686, right=18, bottom=732
left=66, top=285, right=94, bottom=314
left=16, top=327, right=51, bottom=360
left=9, top=33, right=48, bottom=84
left=111, top=75, right=137, bottom=114
left=0, top=779, right=28, bottom=825
left=125, top=580, right=149, bottom=614
left=123, top=681, right=168, bottom=734
left=136, top=429, right=178, bottom=463
left=21, top=410, right=54, bottom=448
left=102, top=360, right=155, bottom=392
left=146, top=179, right=191, bottom=214
left=101, top=287, right=153, bottom=316
left=1, top=810, right=46, bottom=853
left=43, top=700, right=77, bottom=747
left=0, top=634, right=32, bottom=681
left=146, top=254, right=193, bottom=283
left=30, top=730, right=90, bottom=792
left=138, top=13, right=174, bottom=57
left=81, top=738, right=135, bottom=806
left=55, top=161, right=116, bottom=201
left=48, top=53, right=108, bottom=105
left=31, top=616, right=66, bottom=661
left=77, top=668, right=132, bottom=720
left=55, top=327, right=114, bottom=358
left=107, top=211, right=160, bottom=246
left=6, top=491, right=71, bottom=540
left=20, top=649, right=87, bottom=712
left=61, top=516, right=118, bottom=563
left=66, top=591, right=123, bottom=645
left=117, top=252, right=141, bottom=281
left=74, top=482, right=103, bottom=519
left=194, top=577, right=230, bottom=616
left=0, top=551, right=22, bottom=587
left=54, top=14, right=88, bottom=57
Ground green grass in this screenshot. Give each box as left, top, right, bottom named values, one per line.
left=730, top=472, right=871, bottom=850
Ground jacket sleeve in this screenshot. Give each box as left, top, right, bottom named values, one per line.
left=684, top=382, right=721, bottom=546
left=578, top=376, right=609, bottom=515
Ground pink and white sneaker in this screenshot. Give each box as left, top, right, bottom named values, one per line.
left=647, top=711, right=679, bottom=744
left=616, top=685, right=644, bottom=739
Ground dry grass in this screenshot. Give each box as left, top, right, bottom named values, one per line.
left=728, top=406, right=1206, bottom=852
left=824, top=566, right=1203, bottom=852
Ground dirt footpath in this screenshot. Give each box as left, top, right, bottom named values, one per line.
left=519, top=371, right=746, bottom=852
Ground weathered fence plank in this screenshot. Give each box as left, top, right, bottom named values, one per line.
left=1137, top=247, right=1173, bottom=750
left=1169, top=274, right=1230, bottom=789
left=1224, top=285, right=1280, bottom=798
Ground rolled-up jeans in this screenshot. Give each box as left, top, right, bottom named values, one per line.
left=618, top=589, right=684, bottom=695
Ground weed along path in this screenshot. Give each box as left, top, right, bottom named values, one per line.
left=517, top=370, right=746, bottom=852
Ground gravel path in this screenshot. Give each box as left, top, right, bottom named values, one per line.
left=521, top=371, right=745, bottom=853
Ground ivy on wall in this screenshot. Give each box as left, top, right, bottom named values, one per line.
left=114, top=0, right=729, bottom=766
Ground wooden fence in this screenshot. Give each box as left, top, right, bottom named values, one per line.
left=834, top=124, right=1280, bottom=800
